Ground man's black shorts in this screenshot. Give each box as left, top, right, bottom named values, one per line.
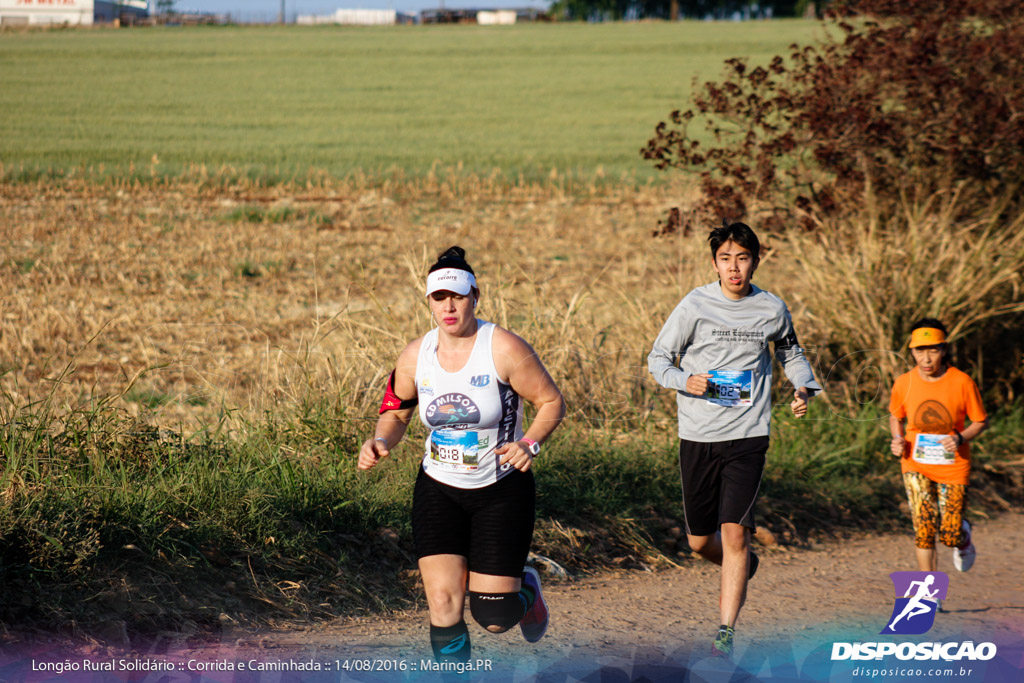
left=678, top=436, right=769, bottom=537
left=412, top=467, right=535, bottom=577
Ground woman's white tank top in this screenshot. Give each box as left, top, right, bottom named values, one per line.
left=415, top=320, right=524, bottom=489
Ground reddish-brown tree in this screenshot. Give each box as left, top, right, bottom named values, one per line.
left=642, top=0, right=1024, bottom=229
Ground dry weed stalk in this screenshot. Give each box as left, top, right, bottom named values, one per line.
left=781, top=183, right=1024, bottom=399
left=4, top=175, right=1019, bottom=435
left=1, top=176, right=689, bottom=432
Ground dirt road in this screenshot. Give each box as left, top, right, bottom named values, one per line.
left=6, top=514, right=1022, bottom=682
left=169, top=512, right=1024, bottom=682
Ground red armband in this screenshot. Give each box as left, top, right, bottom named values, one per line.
left=379, top=370, right=418, bottom=414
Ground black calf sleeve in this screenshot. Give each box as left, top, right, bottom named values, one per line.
left=430, top=620, right=470, bottom=663
left=469, top=591, right=527, bottom=633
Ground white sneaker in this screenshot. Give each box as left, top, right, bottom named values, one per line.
left=953, top=519, right=975, bottom=572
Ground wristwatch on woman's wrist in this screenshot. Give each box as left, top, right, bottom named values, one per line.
left=522, top=438, right=541, bottom=457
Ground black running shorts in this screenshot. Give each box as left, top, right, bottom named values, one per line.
left=412, top=467, right=535, bottom=577
left=678, top=436, right=769, bottom=537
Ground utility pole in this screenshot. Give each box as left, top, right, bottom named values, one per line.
left=279, top=0, right=285, bottom=23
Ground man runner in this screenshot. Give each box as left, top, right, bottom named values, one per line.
left=647, top=221, right=821, bottom=657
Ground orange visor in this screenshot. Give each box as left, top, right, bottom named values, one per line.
left=909, top=327, right=947, bottom=348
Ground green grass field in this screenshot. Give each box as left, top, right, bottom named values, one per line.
left=0, top=21, right=821, bottom=181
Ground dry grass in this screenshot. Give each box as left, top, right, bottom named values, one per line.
left=3, top=173, right=1022, bottom=435
left=782, top=183, right=1024, bottom=404
left=1, top=172, right=703, bottom=432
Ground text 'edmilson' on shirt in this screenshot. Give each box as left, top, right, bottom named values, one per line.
left=416, top=321, right=525, bottom=489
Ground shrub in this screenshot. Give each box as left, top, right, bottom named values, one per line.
left=641, top=0, right=1024, bottom=228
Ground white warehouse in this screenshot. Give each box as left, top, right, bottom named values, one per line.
left=298, top=9, right=400, bottom=25
left=0, top=0, right=148, bottom=26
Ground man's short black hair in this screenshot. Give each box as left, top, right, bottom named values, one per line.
left=709, top=221, right=760, bottom=261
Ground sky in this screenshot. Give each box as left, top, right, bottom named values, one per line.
left=176, top=0, right=552, bottom=20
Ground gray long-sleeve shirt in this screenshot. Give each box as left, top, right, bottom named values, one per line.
left=648, top=282, right=821, bottom=442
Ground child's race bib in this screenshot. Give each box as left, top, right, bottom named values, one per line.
left=429, top=430, right=480, bottom=471
left=912, top=433, right=955, bottom=465
left=707, top=370, right=754, bottom=407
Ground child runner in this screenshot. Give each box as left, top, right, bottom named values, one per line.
left=889, top=318, right=988, bottom=586
left=647, top=221, right=820, bottom=657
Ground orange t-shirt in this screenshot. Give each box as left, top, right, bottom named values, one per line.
left=889, top=366, right=987, bottom=485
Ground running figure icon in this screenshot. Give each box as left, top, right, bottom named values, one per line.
left=888, top=574, right=939, bottom=631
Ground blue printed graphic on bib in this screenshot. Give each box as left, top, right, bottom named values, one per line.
left=707, top=370, right=753, bottom=407
left=430, top=430, right=480, bottom=472
left=425, top=393, right=481, bottom=429
left=913, top=433, right=954, bottom=465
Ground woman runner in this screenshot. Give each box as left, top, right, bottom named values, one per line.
left=358, top=246, right=565, bottom=668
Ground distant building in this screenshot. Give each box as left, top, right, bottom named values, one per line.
left=477, top=10, right=516, bottom=25
left=419, top=7, right=544, bottom=24
left=296, top=8, right=415, bottom=26
left=94, top=0, right=148, bottom=23
left=158, top=10, right=229, bottom=25
left=0, top=0, right=148, bottom=26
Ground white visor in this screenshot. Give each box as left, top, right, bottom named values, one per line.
left=425, top=268, right=476, bottom=297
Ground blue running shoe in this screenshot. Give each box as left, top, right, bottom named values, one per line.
left=519, top=566, right=548, bottom=643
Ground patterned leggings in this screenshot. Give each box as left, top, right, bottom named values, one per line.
left=903, top=471, right=968, bottom=550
